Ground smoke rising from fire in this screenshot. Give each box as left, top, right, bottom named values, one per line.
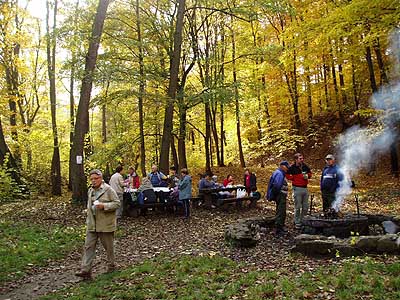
left=332, top=31, right=400, bottom=212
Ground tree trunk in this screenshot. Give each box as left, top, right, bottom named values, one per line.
left=373, top=38, right=389, bottom=85
left=178, top=102, right=188, bottom=169
left=171, top=135, right=178, bottom=169
left=210, top=102, right=220, bottom=166
left=0, top=118, right=22, bottom=185
left=365, top=45, right=378, bottom=93
left=323, top=55, right=330, bottom=110
left=68, top=0, right=80, bottom=191
left=46, top=0, right=62, bottom=196
left=70, top=0, right=110, bottom=203
left=219, top=24, right=225, bottom=167
left=159, top=0, right=185, bottom=174
left=304, top=41, right=313, bottom=122
left=205, top=102, right=212, bottom=173
left=136, top=0, right=147, bottom=177
left=231, top=22, right=245, bottom=168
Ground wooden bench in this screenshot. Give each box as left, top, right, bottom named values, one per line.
left=123, top=191, right=178, bottom=217
left=216, top=196, right=258, bottom=208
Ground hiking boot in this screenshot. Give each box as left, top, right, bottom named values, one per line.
left=75, top=270, right=92, bottom=279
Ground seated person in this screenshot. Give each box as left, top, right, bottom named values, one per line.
left=223, top=174, right=234, bottom=187
left=148, top=164, right=167, bottom=187
left=198, top=173, right=216, bottom=189
left=127, top=167, right=140, bottom=189
left=167, top=166, right=180, bottom=188
left=137, top=177, right=157, bottom=204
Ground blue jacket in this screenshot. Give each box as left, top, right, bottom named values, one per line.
left=198, top=178, right=216, bottom=189
left=320, top=165, right=343, bottom=193
left=267, top=168, right=288, bottom=201
left=179, top=175, right=192, bottom=200
left=148, top=171, right=166, bottom=187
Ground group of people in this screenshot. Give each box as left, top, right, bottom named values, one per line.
left=197, top=169, right=259, bottom=206
left=76, top=153, right=344, bottom=279
left=266, top=153, right=344, bottom=235
left=75, top=165, right=192, bottom=280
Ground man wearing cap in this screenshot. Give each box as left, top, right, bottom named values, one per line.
left=286, top=153, right=312, bottom=229
left=320, top=154, right=344, bottom=211
left=266, top=161, right=290, bottom=235
left=75, top=169, right=121, bottom=280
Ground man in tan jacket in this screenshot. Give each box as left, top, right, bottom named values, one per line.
left=75, top=169, right=120, bottom=279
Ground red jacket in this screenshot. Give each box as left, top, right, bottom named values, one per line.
left=286, top=163, right=312, bottom=187
left=129, top=174, right=140, bottom=189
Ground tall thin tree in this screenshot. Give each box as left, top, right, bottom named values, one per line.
left=159, top=0, right=185, bottom=174
left=46, top=0, right=62, bottom=195
left=70, top=0, right=111, bottom=202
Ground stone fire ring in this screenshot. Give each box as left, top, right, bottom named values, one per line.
left=293, top=214, right=400, bottom=257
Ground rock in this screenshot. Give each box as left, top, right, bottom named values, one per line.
left=376, top=234, right=400, bottom=254
left=292, top=239, right=336, bottom=256
left=333, top=243, right=362, bottom=257
left=295, top=234, right=329, bottom=242
left=225, top=221, right=260, bottom=248
left=355, top=236, right=381, bottom=252
left=383, top=221, right=400, bottom=234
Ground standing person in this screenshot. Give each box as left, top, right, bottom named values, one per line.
left=178, top=168, right=192, bottom=219
left=148, top=165, right=167, bottom=187
left=286, top=153, right=312, bottom=229
left=243, top=169, right=257, bottom=195
left=321, top=154, right=344, bottom=212
left=109, top=165, right=127, bottom=218
left=266, top=161, right=290, bottom=235
left=127, top=167, right=140, bottom=189
left=75, top=169, right=120, bottom=279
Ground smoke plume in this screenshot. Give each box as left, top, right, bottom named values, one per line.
left=332, top=31, right=400, bottom=212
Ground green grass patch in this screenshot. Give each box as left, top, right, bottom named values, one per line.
left=0, top=221, right=84, bottom=283
left=40, top=255, right=400, bottom=300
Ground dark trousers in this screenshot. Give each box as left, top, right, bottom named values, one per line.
left=322, top=191, right=335, bottom=211
left=275, top=193, right=287, bottom=228
left=181, top=199, right=190, bottom=218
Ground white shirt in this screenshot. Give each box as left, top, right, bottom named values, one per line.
left=109, top=172, right=125, bottom=194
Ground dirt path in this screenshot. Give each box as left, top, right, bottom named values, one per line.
left=0, top=205, right=318, bottom=300
left=2, top=175, right=399, bottom=300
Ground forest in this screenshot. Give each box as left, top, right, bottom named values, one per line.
left=0, top=0, right=399, bottom=201
left=1, top=1, right=400, bottom=299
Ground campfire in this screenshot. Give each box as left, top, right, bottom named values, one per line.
left=322, top=208, right=344, bottom=219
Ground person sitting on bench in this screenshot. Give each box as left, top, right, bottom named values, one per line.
left=137, top=177, right=157, bottom=204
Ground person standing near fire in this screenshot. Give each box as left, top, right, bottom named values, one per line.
left=320, top=154, right=344, bottom=212
left=286, top=153, right=312, bottom=229
left=266, top=161, right=290, bottom=236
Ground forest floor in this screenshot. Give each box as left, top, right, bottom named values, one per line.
left=0, top=165, right=399, bottom=300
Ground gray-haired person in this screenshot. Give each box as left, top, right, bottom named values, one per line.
left=75, top=169, right=120, bottom=279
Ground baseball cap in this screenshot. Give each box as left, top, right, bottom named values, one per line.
left=280, top=161, right=290, bottom=168
left=325, top=154, right=335, bottom=160
left=89, top=169, right=103, bottom=177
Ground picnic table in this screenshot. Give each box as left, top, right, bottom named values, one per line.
left=122, top=187, right=175, bottom=217
left=198, top=185, right=258, bottom=209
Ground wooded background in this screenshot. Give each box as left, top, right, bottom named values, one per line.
left=0, top=0, right=399, bottom=202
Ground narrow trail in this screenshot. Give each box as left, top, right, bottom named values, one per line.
left=2, top=175, right=398, bottom=300
left=0, top=206, right=311, bottom=300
